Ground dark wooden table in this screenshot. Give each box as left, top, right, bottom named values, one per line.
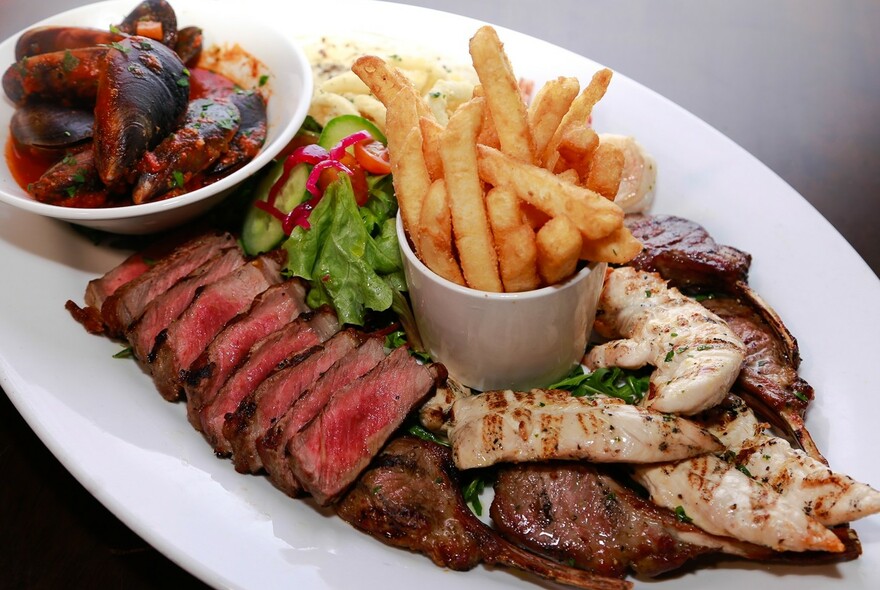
left=1, top=1, right=878, bottom=588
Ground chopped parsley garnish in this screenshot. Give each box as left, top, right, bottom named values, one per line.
left=109, top=41, right=130, bottom=54
left=736, top=464, right=753, bottom=477
left=462, top=474, right=488, bottom=516
left=674, top=505, right=693, bottom=523
left=171, top=170, right=185, bottom=188
left=258, top=74, right=269, bottom=87
left=113, top=347, right=134, bottom=359
left=61, top=50, right=79, bottom=72
left=407, top=424, right=450, bottom=447
left=664, top=350, right=675, bottom=362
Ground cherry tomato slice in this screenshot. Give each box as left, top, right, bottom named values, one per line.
left=317, top=152, right=369, bottom=205
left=354, top=140, right=391, bottom=175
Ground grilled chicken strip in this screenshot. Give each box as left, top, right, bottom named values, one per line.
left=447, top=389, right=723, bottom=470
left=585, top=266, right=746, bottom=415
left=632, top=454, right=845, bottom=553
left=696, top=396, right=880, bottom=526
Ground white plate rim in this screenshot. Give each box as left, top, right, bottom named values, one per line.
left=1, top=1, right=878, bottom=589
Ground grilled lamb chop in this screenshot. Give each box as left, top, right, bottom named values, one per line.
left=259, top=335, right=387, bottom=497
left=199, top=307, right=340, bottom=454
left=625, top=213, right=823, bottom=461
left=184, top=279, right=309, bottom=430
left=224, top=329, right=363, bottom=474
left=288, top=347, right=446, bottom=505
left=336, top=436, right=632, bottom=590
left=125, top=247, right=247, bottom=363
left=491, top=461, right=772, bottom=578
left=149, top=252, right=285, bottom=401
left=701, top=294, right=820, bottom=461
left=99, top=231, right=239, bottom=337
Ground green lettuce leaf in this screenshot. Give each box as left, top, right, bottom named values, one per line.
left=282, top=175, right=403, bottom=326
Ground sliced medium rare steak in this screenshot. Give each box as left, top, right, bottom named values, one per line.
left=288, top=347, right=445, bottom=505
left=184, top=279, right=309, bottom=429
left=625, top=214, right=751, bottom=293
left=260, top=335, right=387, bottom=497
left=126, top=247, right=247, bottom=363
left=199, top=307, right=340, bottom=454
left=149, top=253, right=285, bottom=401
left=489, top=462, right=762, bottom=578
left=336, top=436, right=631, bottom=590
left=100, top=231, right=238, bottom=337
left=225, top=329, right=363, bottom=474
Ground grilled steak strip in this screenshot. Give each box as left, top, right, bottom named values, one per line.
left=336, top=436, right=632, bottom=590
left=490, top=461, right=771, bottom=578
left=225, top=329, right=363, bottom=474
left=260, top=335, right=387, bottom=497
left=184, top=279, right=309, bottom=430
left=100, top=231, right=238, bottom=337
left=625, top=214, right=751, bottom=293
left=126, top=248, right=247, bottom=363
left=199, top=307, right=340, bottom=454
left=288, top=347, right=446, bottom=505
left=149, top=253, right=285, bottom=401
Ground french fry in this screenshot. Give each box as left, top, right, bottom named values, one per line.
left=579, top=225, right=643, bottom=264
left=541, top=68, right=612, bottom=171
left=352, top=55, right=435, bottom=121
left=418, top=179, right=465, bottom=286
left=556, top=168, right=581, bottom=185
left=584, top=141, right=625, bottom=200
left=469, top=26, right=535, bottom=163
left=477, top=144, right=624, bottom=241
left=473, top=84, right=501, bottom=149
left=419, top=115, right=445, bottom=181
left=528, top=76, right=580, bottom=158
left=441, top=97, right=503, bottom=292
left=387, top=119, right=432, bottom=253
left=355, top=56, right=434, bottom=249
left=486, top=187, right=540, bottom=292
left=536, top=215, right=583, bottom=284
left=557, top=123, right=599, bottom=177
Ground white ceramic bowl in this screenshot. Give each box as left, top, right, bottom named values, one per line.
left=397, top=215, right=606, bottom=392
left=0, top=0, right=312, bottom=235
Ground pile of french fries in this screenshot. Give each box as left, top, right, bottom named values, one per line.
left=353, top=26, right=642, bottom=292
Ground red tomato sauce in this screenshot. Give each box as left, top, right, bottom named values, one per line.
left=5, top=67, right=239, bottom=195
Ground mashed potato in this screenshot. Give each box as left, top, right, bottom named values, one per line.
left=300, top=34, right=478, bottom=131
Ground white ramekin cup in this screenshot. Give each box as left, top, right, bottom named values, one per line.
left=397, top=214, right=606, bottom=392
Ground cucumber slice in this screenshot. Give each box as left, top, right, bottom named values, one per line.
left=241, top=160, right=310, bottom=255
left=318, top=114, right=386, bottom=150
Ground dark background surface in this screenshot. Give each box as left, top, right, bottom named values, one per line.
left=1, top=1, right=877, bottom=588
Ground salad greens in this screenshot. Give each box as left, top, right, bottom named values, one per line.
left=241, top=114, right=405, bottom=327
left=548, top=365, right=651, bottom=405
left=282, top=174, right=405, bottom=326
